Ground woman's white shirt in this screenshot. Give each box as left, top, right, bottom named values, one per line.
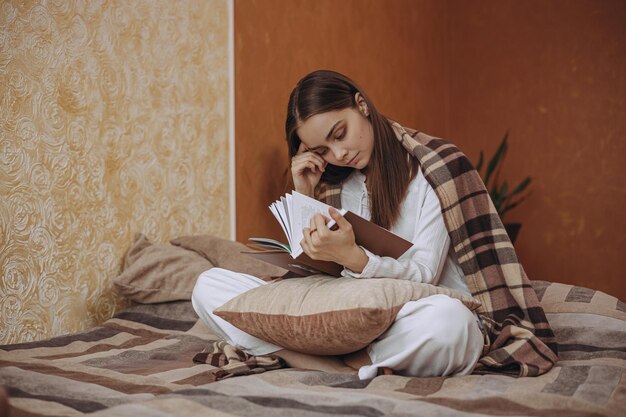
left=340, top=169, right=471, bottom=296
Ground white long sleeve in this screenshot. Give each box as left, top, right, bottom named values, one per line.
left=340, top=169, right=470, bottom=294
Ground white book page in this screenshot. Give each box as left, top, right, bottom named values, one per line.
left=291, top=191, right=336, bottom=258
left=270, top=199, right=292, bottom=250
left=285, top=194, right=293, bottom=237
left=280, top=196, right=290, bottom=234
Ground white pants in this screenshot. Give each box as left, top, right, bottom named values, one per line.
left=191, top=268, right=484, bottom=379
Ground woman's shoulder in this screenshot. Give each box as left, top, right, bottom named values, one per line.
left=397, top=125, right=465, bottom=159
left=386, top=119, right=455, bottom=150
left=404, top=126, right=449, bottom=145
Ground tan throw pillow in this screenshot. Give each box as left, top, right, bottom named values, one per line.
left=170, top=235, right=287, bottom=280
left=214, top=275, right=481, bottom=355
left=113, top=233, right=214, bottom=303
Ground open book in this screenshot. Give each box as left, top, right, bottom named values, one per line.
left=244, top=191, right=413, bottom=277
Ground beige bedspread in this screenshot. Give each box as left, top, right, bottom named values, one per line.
left=1, top=280, right=624, bottom=417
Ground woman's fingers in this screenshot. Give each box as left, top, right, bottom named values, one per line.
left=291, top=158, right=325, bottom=179
left=297, top=142, right=308, bottom=155
left=304, top=217, right=327, bottom=251
left=302, top=212, right=350, bottom=263
left=292, top=152, right=326, bottom=170
left=291, top=153, right=325, bottom=196
left=293, top=146, right=326, bottom=164
left=301, top=227, right=316, bottom=259
left=312, top=213, right=331, bottom=235
left=329, top=207, right=352, bottom=231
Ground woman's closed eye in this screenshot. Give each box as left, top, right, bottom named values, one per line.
left=310, top=128, right=346, bottom=156
left=335, top=128, right=346, bottom=141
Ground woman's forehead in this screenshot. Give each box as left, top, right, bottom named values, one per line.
left=297, top=108, right=349, bottom=144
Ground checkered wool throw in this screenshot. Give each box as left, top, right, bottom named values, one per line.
left=315, top=122, right=558, bottom=376
left=193, top=340, right=286, bottom=381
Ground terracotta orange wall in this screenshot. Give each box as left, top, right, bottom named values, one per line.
left=445, top=0, right=626, bottom=300
left=235, top=0, right=626, bottom=299
left=235, top=0, right=448, bottom=243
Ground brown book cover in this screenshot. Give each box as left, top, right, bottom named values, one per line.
left=243, top=250, right=344, bottom=277
left=243, top=210, right=413, bottom=277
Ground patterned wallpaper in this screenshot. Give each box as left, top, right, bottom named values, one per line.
left=0, top=0, right=230, bottom=344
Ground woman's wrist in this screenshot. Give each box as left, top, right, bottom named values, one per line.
left=294, top=184, right=314, bottom=197
left=341, top=245, right=369, bottom=274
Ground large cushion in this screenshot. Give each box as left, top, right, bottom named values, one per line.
left=170, top=234, right=287, bottom=280
left=113, top=233, right=214, bottom=303
left=214, top=275, right=481, bottom=355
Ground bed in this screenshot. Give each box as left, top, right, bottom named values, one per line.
left=1, top=235, right=625, bottom=417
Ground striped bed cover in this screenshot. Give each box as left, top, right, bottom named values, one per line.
left=1, top=280, right=624, bottom=417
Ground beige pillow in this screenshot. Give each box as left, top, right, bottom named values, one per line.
left=113, top=233, right=214, bottom=303
left=214, top=275, right=481, bottom=355
left=170, top=234, right=287, bottom=280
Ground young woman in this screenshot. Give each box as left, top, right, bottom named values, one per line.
left=192, top=70, right=557, bottom=379
left=193, top=70, right=484, bottom=379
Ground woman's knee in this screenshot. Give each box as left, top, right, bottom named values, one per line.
left=362, top=295, right=482, bottom=378
left=192, top=268, right=220, bottom=307
left=192, top=267, right=266, bottom=314
left=417, top=295, right=482, bottom=375
left=422, top=295, right=479, bottom=349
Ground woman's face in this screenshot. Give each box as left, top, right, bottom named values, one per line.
left=295, top=105, right=374, bottom=170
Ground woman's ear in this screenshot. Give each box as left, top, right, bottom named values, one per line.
left=355, top=92, right=369, bottom=117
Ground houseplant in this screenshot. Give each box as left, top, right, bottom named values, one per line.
left=475, top=131, right=532, bottom=243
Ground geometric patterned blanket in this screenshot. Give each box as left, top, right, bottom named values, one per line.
left=1, top=280, right=624, bottom=417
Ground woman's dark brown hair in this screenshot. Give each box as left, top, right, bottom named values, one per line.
left=285, top=70, right=420, bottom=229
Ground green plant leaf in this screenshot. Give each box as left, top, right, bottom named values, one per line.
left=500, top=182, right=508, bottom=198
left=476, top=130, right=531, bottom=221
left=501, top=193, right=531, bottom=217
left=493, top=181, right=508, bottom=213
left=476, top=151, right=484, bottom=173
left=509, top=176, right=532, bottom=198
left=484, top=131, right=508, bottom=187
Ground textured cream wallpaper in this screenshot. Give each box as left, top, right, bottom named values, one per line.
left=0, top=0, right=230, bottom=344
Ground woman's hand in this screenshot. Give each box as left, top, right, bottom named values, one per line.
left=301, top=208, right=369, bottom=273
left=291, top=143, right=327, bottom=197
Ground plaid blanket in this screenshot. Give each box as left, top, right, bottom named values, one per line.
left=192, top=340, right=285, bottom=380
left=0, top=281, right=623, bottom=417
left=315, top=122, right=558, bottom=376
